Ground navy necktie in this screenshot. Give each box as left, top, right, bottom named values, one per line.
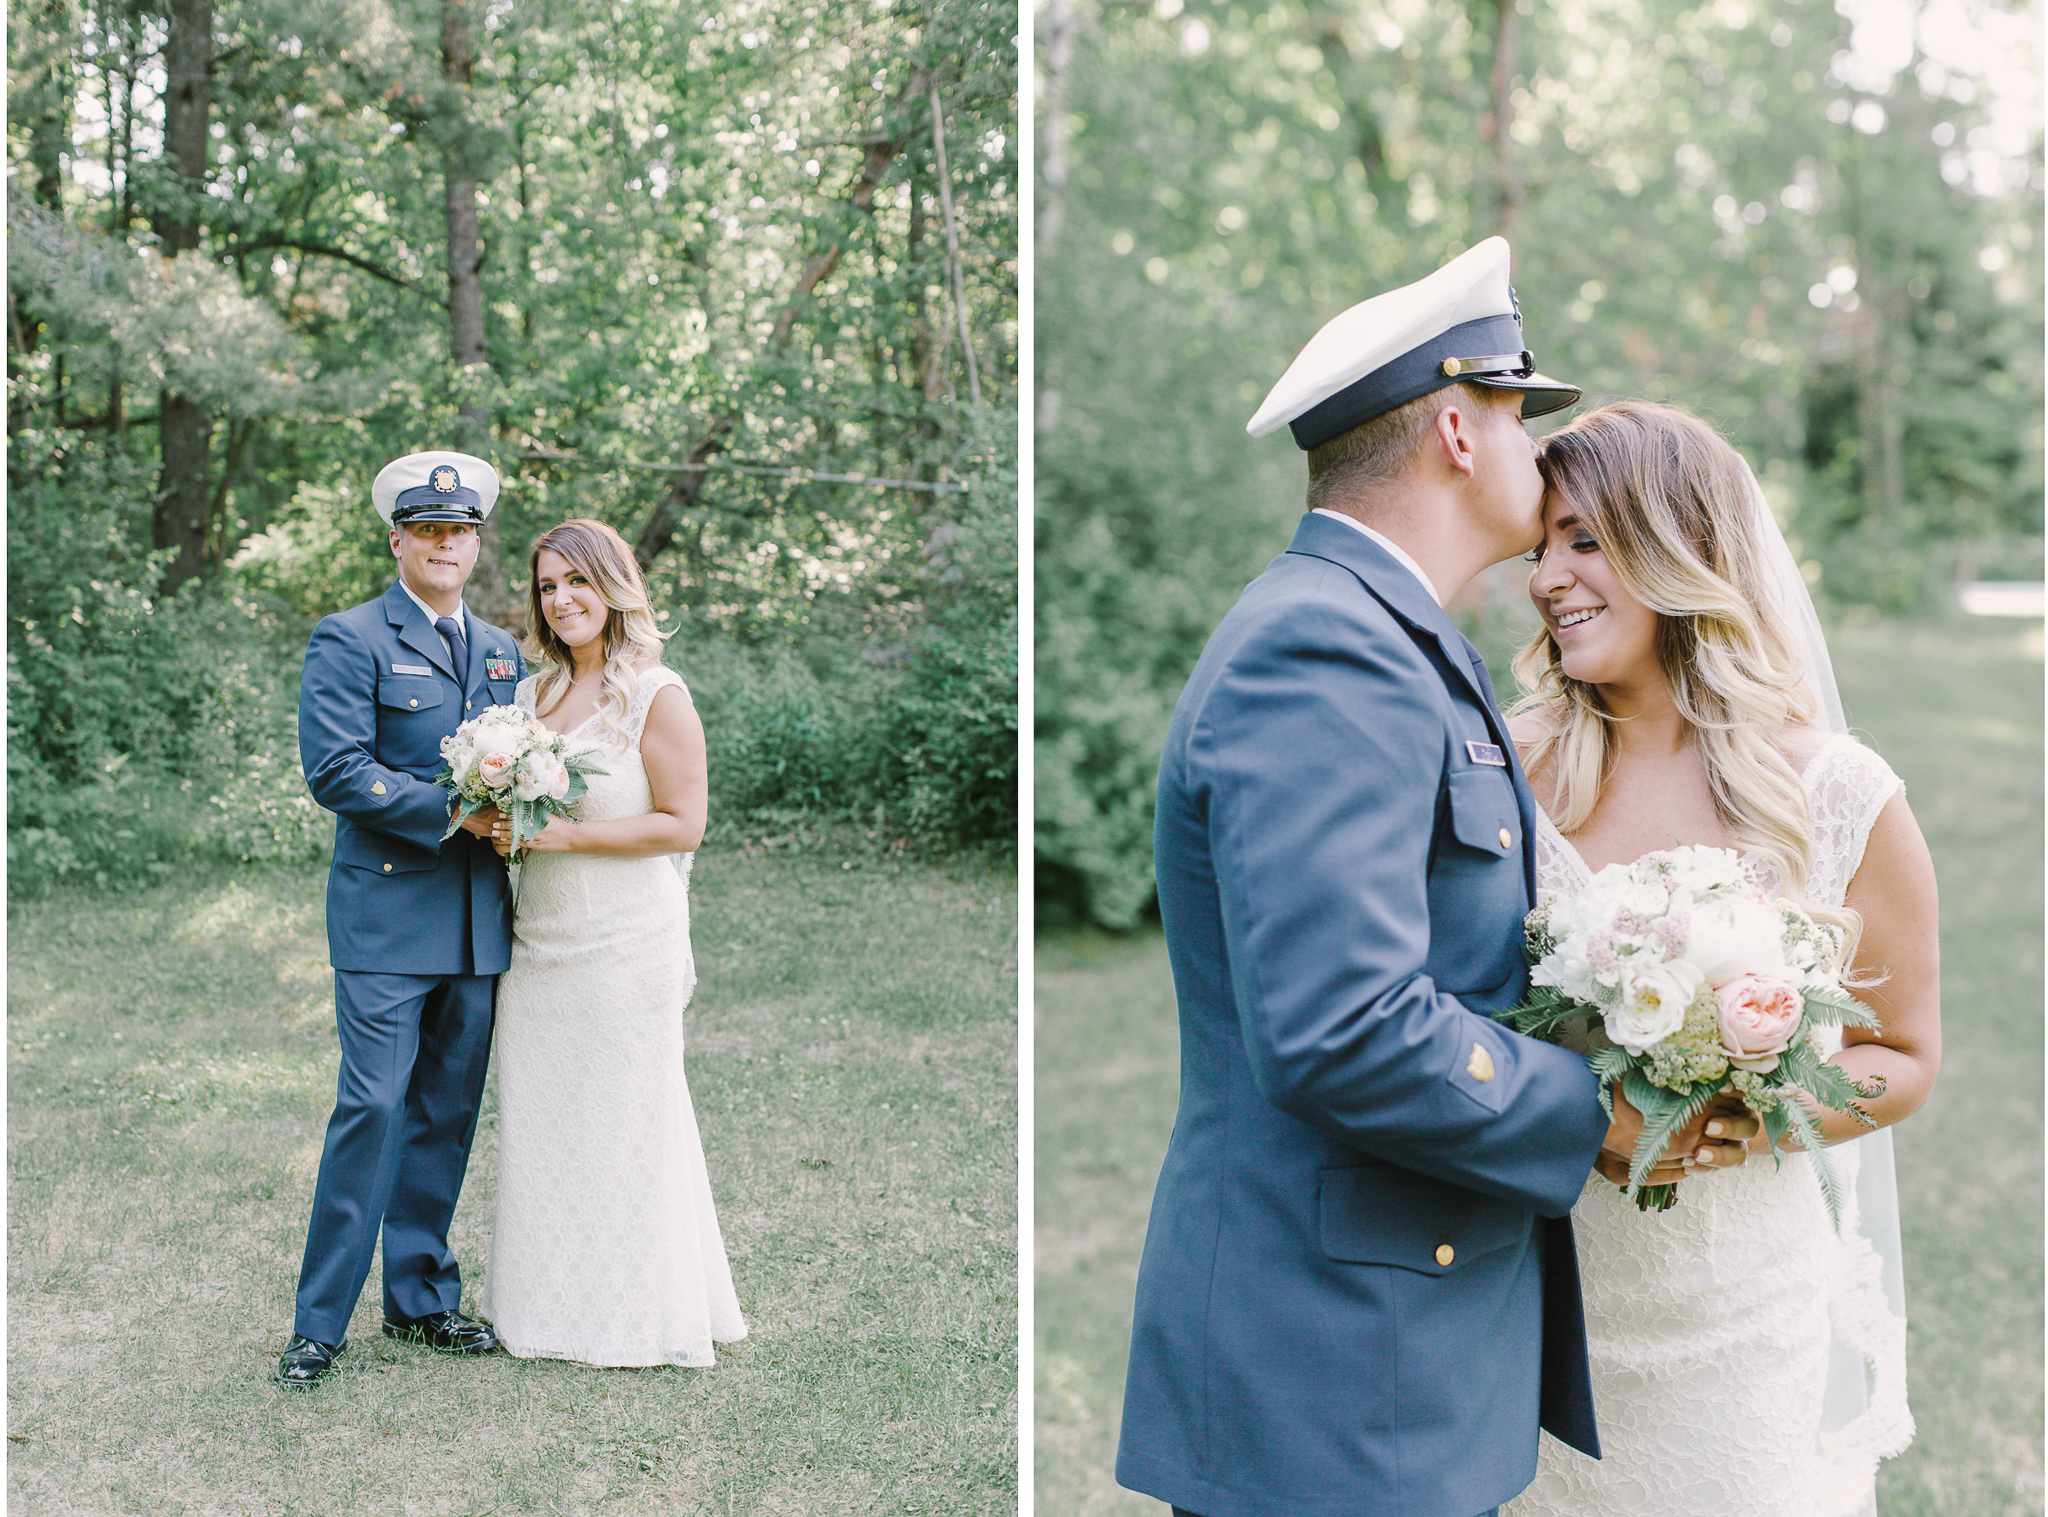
left=436, top=615, right=468, bottom=680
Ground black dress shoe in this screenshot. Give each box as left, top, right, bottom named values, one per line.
left=382, top=1307, right=500, bottom=1354
left=275, top=1335, right=346, bottom=1388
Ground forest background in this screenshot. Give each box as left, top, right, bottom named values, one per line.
left=8, top=0, right=1019, bottom=886
left=1035, top=0, right=2043, bottom=929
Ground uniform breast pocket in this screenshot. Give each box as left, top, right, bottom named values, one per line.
left=486, top=680, right=516, bottom=708
left=1445, top=766, right=1519, bottom=857
left=1428, top=767, right=1527, bottom=997
left=376, top=676, right=444, bottom=715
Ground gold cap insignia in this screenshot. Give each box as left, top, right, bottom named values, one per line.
left=1467, top=1043, right=1496, bottom=1082
left=431, top=466, right=458, bottom=493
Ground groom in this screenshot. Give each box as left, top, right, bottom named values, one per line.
left=1116, top=240, right=1742, bottom=1514
left=275, top=451, right=526, bottom=1388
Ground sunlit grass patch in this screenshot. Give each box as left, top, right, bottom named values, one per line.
left=10, top=847, right=1017, bottom=1514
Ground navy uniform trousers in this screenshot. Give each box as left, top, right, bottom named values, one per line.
left=291, top=582, right=523, bottom=1346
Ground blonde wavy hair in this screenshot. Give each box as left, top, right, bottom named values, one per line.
left=1511, top=401, right=1852, bottom=951
left=523, top=518, right=672, bottom=752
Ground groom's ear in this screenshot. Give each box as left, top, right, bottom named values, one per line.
left=1431, top=400, right=1480, bottom=481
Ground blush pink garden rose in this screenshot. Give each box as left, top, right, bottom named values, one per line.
left=546, top=757, right=571, bottom=800
left=1714, top=974, right=1805, bottom=1072
left=475, top=750, right=517, bottom=788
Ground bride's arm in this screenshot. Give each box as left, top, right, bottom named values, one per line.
left=508, top=685, right=707, bottom=857
left=1739, top=790, right=1941, bottom=1154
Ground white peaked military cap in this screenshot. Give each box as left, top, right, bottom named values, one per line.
left=1247, top=236, right=1581, bottom=450
left=371, top=450, right=500, bottom=526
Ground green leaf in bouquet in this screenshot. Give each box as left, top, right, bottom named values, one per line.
left=1586, top=1044, right=1634, bottom=1116
left=440, top=790, right=486, bottom=843
left=1801, top=985, right=1880, bottom=1033
left=1775, top=1038, right=1827, bottom=1086
left=1782, top=1104, right=1849, bottom=1233
left=1800, top=1058, right=1872, bottom=1114
left=1760, top=1100, right=1794, bottom=1162
left=1622, top=1067, right=1720, bottom=1190
left=1500, top=985, right=1582, bottom=1045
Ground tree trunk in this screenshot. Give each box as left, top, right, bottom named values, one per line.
left=1039, top=0, right=1076, bottom=253
left=441, top=0, right=512, bottom=622
left=631, top=434, right=726, bottom=577
left=1485, top=0, right=1521, bottom=240
left=929, top=82, right=980, bottom=411
left=9, top=0, right=72, bottom=370
left=22, top=0, right=72, bottom=213
left=156, top=391, right=211, bottom=577
left=151, top=0, right=213, bottom=594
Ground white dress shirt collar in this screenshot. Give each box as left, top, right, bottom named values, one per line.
left=397, top=576, right=467, bottom=631
left=1310, top=509, right=1441, bottom=605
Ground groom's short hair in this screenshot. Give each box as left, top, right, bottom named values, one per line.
left=1305, top=380, right=1511, bottom=513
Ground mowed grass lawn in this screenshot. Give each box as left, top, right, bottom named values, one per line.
left=1034, top=613, right=2043, bottom=1517
left=10, top=845, right=1018, bottom=1515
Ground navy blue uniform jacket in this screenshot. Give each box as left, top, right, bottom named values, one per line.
left=1117, top=513, right=1610, bottom=1517
left=298, top=583, right=524, bottom=974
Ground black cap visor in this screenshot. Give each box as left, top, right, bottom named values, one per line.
left=1469, top=370, right=1582, bottom=421
left=391, top=503, right=485, bottom=525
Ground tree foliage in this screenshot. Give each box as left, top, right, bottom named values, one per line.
left=1037, top=0, right=2042, bottom=926
left=9, top=0, right=1019, bottom=884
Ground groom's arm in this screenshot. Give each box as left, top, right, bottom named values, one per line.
left=1194, top=593, right=1608, bottom=1218
left=299, top=614, right=461, bottom=853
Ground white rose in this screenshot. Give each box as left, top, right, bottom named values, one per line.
left=1612, top=874, right=1671, bottom=921
left=1602, top=958, right=1704, bottom=1053
left=1680, top=895, right=1792, bottom=987
left=512, top=765, right=552, bottom=803
left=1531, top=936, right=1602, bottom=1005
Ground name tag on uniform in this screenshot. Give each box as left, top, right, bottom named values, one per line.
left=392, top=662, right=434, bottom=676
left=486, top=657, right=517, bottom=681
left=1465, top=740, right=1507, bottom=767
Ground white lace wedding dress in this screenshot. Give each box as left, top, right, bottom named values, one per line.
left=480, top=663, right=746, bottom=1366
left=1507, top=734, right=1913, bottom=1517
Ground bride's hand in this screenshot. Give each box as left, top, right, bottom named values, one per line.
left=1598, top=1090, right=1759, bottom=1187
left=493, top=813, right=576, bottom=855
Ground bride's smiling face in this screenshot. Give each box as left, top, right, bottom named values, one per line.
left=534, top=547, right=610, bottom=651
left=1526, top=490, right=1662, bottom=689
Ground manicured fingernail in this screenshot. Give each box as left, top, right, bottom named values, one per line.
left=1704, top=1120, right=1724, bottom=1137
left=1696, top=1148, right=1715, bottom=1164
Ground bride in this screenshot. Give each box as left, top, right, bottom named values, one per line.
left=478, top=517, right=746, bottom=1367
left=1502, top=402, right=1940, bottom=1517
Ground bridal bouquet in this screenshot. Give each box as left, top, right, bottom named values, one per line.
left=434, top=706, right=604, bottom=869
left=1504, top=844, right=1879, bottom=1227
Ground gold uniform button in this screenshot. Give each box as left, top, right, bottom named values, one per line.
left=409, top=698, right=419, bottom=708
left=467, top=700, right=473, bottom=710
left=1498, top=827, right=1513, bottom=849
left=1435, top=1244, right=1455, bottom=1267
left=382, top=863, right=392, bottom=873
left=1467, top=1043, right=1496, bottom=1082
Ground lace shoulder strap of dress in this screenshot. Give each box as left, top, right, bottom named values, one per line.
left=626, top=663, right=688, bottom=742
left=514, top=673, right=539, bottom=713
left=1804, top=734, right=1904, bottom=904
